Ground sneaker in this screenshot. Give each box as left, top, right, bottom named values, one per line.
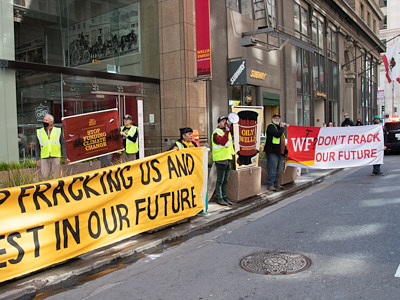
left=223, top=197, right=233, bottom=205
left=216, top=198, right=228, bottom=206
left=370, top=172, right=376, bottom=176
left=267, top=186, right=277, bottom=192
left=376, top=173, right=384, bottom=176
left=275, top=185, right=284, bottom=190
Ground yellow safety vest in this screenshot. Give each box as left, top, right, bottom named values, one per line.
left=266, top=123, right=286, bottom=145
left=212, top=128, right=235, bottom=161
left=36, top=127, right=62, bottom=158
left=121, top=126, right=139, bottom=154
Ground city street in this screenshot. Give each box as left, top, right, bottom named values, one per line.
left=45, top=154, right=400, bottom=300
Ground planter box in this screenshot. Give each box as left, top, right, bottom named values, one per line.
left=227, top=167, right=261, bottom=202
left=259, top=159, right=297, bottom=186
left=61, top=160, right=102, bottom=176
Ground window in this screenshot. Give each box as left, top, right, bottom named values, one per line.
left=227, top=0, right=276, bottom=26
left=361, top=4, right=364, bottom=20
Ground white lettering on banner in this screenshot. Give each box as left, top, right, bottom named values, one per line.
left=230, top=61, right=246, bottom=85
left=291, top=137, right=315, bottom=152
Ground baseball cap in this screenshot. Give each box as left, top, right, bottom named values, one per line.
left=218, top=116, right=228, bottom=123
left=373, top=115, right=380, bottom=119
left=272, top=113, right=281, bottom=118
left=123, top=114, right=132, bottom=120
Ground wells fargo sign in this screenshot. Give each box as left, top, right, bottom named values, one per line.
left=0, top=148, right=207, bottom=282
left=62, top=109, right=123, bottom=163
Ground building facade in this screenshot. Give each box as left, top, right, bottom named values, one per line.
left=379, top=0, right=400, bottom=118
left=0, top=0, right=384, bottom=163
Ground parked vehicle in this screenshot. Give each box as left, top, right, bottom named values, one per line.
left=384, top=117, right=400, bottom=153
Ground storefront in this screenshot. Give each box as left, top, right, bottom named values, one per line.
left=1, top=0, right=160, bottom=162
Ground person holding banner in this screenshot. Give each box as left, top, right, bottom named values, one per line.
left=212, top=116, right=235, bottom=206
left=120, top=114, right=139, bottom=162
left=264, top=113, right=287, bottom=192
left=341, top=113, right=354, bottom=127
left=371, top=115, right=386, bottom=176
left=170, top=127, right=198, bottom=150
left=35, top=114, right=69, bottom=178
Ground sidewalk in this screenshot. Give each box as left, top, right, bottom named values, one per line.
left=0, top=168, right=341, bottom=300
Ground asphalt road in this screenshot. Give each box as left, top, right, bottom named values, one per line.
left=45, top=154, right=400, bottom=300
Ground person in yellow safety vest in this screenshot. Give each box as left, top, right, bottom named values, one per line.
left=264, top=113, right=288, bottom=192
left=35, top=114, right=69, bottom=178
left=170, top=127, right=198, bottom=150
left=212, top=116, right=235, bottom=206
left=120, top=114, right=139, bottom=162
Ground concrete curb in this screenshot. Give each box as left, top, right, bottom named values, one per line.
left=0, top=168, right=341, bottom=299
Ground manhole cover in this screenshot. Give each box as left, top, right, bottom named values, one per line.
left=240, top=251, right=311, bottom=275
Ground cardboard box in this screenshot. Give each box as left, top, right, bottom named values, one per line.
left=227, top=167, right=261, bottom=202
left=258, top=159, right=297, bottom=186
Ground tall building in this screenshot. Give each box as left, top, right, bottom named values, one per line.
left=0, top=0, right=385, bottom=163
left=379, top=0, right=400, bottom=117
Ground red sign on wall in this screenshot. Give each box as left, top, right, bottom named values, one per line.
left=62, top=109, right=123, bottom=163
left=195, top=0, right=212, bottom=78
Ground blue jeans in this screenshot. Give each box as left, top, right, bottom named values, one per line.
left=267, top=153, right=283, bottom=187
left=215, top=162, right=231, bottom=199
left=372, top=164, right=381, bottom=174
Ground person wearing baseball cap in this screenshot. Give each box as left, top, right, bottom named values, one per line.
left=371, top=115, right=386, bottom=176
left=211, top=115, right=235, bottom=206
left=120, top=114, right=139, bottom=162
left=264, top=113, right=287, bottom=192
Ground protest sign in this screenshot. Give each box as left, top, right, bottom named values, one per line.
left=62, top=109, right=123, bottom=163
left=286, top=125, right=384, bottom=169
left=0, top=148, right=207, bottom=282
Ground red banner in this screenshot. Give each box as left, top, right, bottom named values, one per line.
left=195, top=0, right=212, bottom=78
left=62, top=109, right=123, bottom=163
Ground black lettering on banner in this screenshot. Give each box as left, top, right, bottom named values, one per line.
left=151, top=159, right=161, bottom=182
left=55, top=216, right=80, bottom=249
left=103, top=207, right=117, bottom=234
left=88, top=212, right=101, bottom=239
left=180, top=188, right=191, bottom=211
left=135, top=198, right=146, bottom=225
left=0, top=235, right=6, bottom=268
left=55, top=221, right=61, bottom=250
left=106, top=168, right=122, bottom=192
left=33, top=183, right=52, bottom=210
left=185, top=153, right=195, bottom=175
left=172, top=190, right=180, bottom=213
left=99, top=171, right=107, bottom=194
left=0, top=190, right=10, bottom=205
left=116, top=204, right=130, bottom=230
left=18, top=185, right=34, bottom=213
left=120, top=165, right=133, bottom=189
left=140, top=159, right=161, bottom=185
left=191, top=186, right=197, bottom=208
left=168, top=153, right=194, bottom=179
left=147, top=195, right=159, bottom=220
left=160, top=192, right=170, bottom=217
left=53, top=180, right=70, bottom=206
left=68, top=177, right=84, bottom=201
left=7, top=232, right=24, bottom=264
left=82, top=174, right=100, bottom=198
left=27, top=225, right=44, bottom=258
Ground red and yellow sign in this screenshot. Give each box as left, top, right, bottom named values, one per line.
left=0, top=148, right=207, bottom=282
left=286, top=125, right=384, bottom=169
left=195, top=0, right=212, bottom=78
left=62, top=109, right=123, bottom=163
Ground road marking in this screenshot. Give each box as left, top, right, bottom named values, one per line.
left=394, top=264, right=400, bottom=277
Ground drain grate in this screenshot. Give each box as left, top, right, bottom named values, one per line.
left=240, top=251, right=311, bottom=275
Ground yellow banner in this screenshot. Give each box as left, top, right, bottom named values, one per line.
left=0, top=148, right=207, bottom=282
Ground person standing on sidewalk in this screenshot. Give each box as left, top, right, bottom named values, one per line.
left=212, top=116, right=235, bottom=206
left=120, top=114, right=139, bottom=162
left=35, top=114, right=69, bottom=178
left=264, top=113, right=287, bottom=192
left=170, top=127, right=198, bottom=150
left=371, top=115, right=386, bottom=176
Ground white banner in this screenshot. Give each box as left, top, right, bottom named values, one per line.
left=286, top=125, right=384, bottom=169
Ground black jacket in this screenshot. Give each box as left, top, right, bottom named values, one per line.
left=264, top=123, right=285, bottom=155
